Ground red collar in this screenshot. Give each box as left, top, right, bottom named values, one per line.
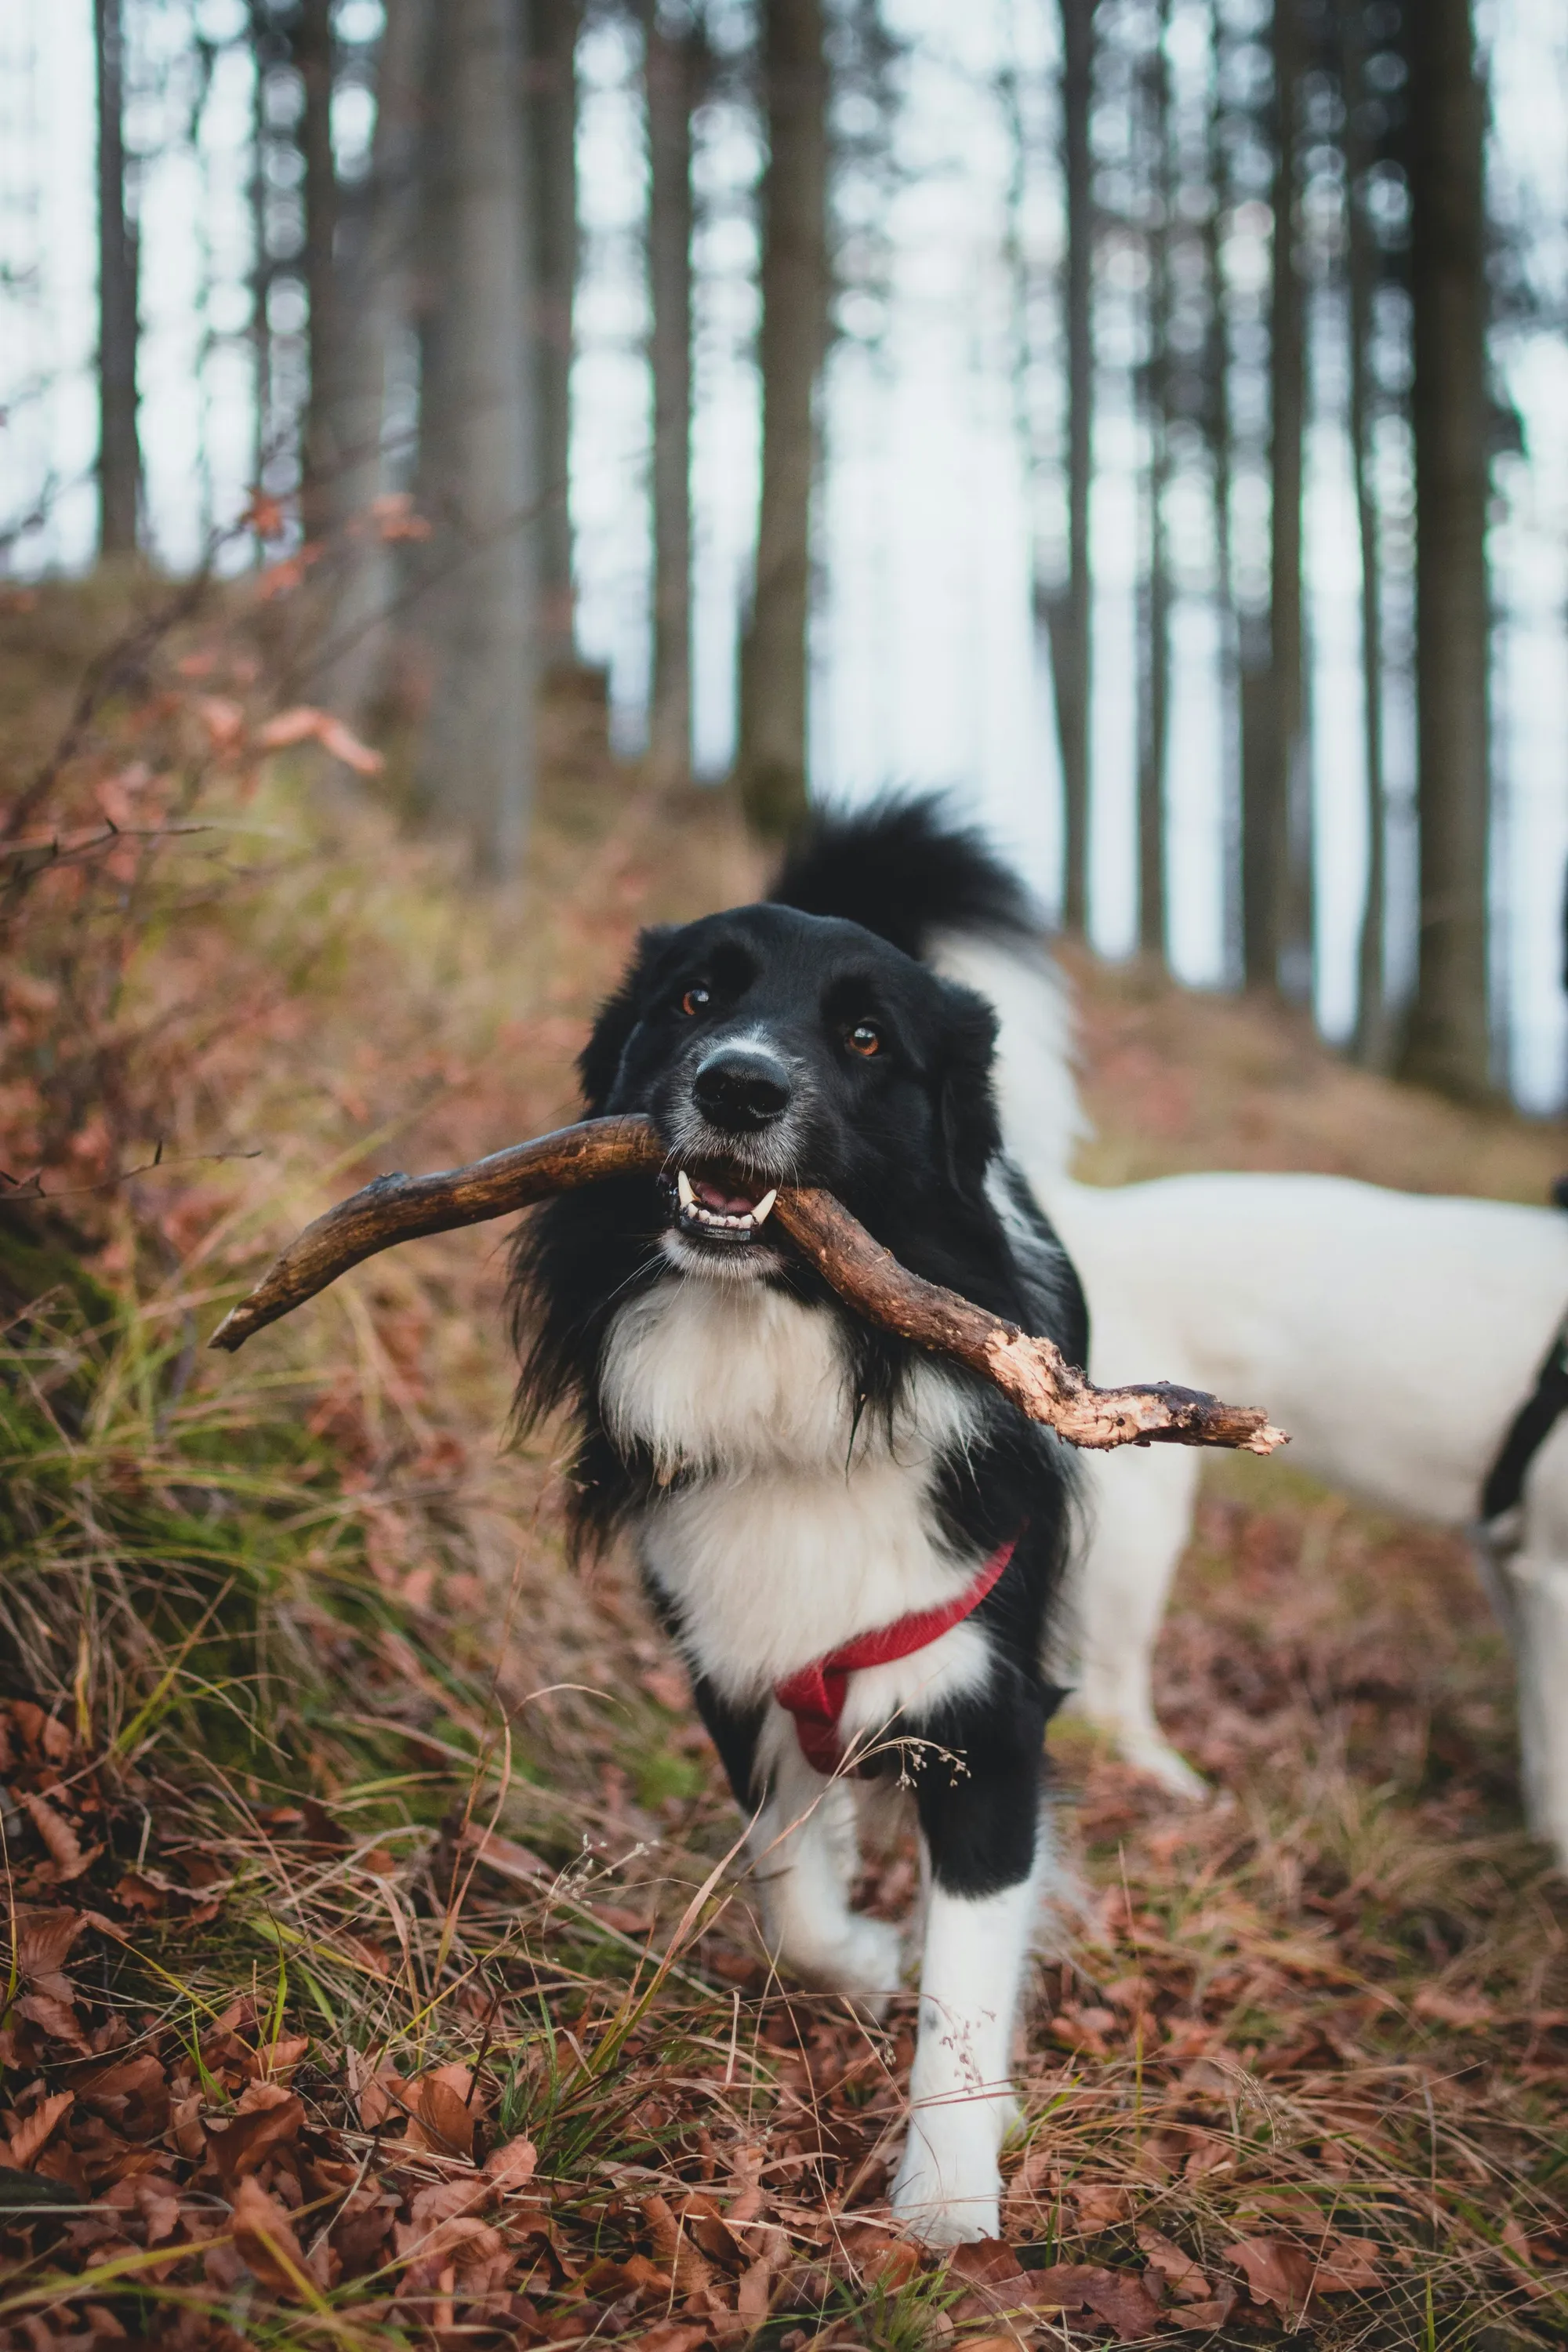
left=773, top=1536, right=1018, bottom=1775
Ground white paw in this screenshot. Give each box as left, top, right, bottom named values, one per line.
left=890, top=2119, right=1002, bottom=2245
left=774, top=1911, right=904, bottom=2009
left=1118, top=1732, right=1209, bottom=1802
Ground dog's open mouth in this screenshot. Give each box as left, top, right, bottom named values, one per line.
left=666, top=1164, right=779, bottom=1244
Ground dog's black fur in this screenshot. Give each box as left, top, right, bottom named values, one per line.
left=509, top=802, right=1087, bottom=1906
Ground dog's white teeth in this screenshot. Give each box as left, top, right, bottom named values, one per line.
left=752, top=1188, right=778, bottom=1225
left=677, top=1169, right=695, bottom=1208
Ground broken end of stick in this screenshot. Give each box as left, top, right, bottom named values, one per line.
left=1243, top=1421, right=1290, bottom=1457
left=208, top=1303, right=256, bottom=1352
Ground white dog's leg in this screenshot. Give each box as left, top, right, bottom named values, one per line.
left=890, top=1853, right=1040, bottom=2244
left=1070, top=1445, right=1207, bottom=1798
left=745, top=1725, right=902, bottom=2003
left=1497, top=1544, right=1568, bottom=1870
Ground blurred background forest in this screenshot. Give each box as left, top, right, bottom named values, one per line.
left=5, top=0, right=1567, bottom=1106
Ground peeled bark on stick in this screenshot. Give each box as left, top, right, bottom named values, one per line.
left=209, top=1114, right=1287, bottom=1458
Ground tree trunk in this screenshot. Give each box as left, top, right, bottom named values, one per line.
left=1203, top=1, right=1240, bottom=981
left=1341, top=0, right=1392, bottom=1069
left=1050, top=0, right=1095, bottom=934
left=299, top=0, right=341, bottom=538
left=644, top=0, right=696, bottom=785
left=314, top=0, right=431, bottom=721
left=249, top=2, right=274, bottom=505
left=1137, top=7, right=1171, bottom=963
left=528, top=0, right=578, bottom=676
left=1243, top=0, right=1305, bottom=994
left=95, top=0, right=140, bottom=557
left=1397, top=0, right=1491, bottom=1098
left=735, top=0, right=828, bottom=839
left=415, top=0, right=539, bottom=876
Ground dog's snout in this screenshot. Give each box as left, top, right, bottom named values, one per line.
left=692, top=1047, right=793, bottom=1132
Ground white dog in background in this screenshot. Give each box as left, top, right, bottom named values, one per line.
left=935, top=928, right=1568, bottom=1871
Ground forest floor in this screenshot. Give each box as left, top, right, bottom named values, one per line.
left=2, top=575, right=1567, bottom=2352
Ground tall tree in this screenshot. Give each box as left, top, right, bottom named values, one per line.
left=1202, top=1, right=1240, bottom=978
left=735, top=0, right=828, bottom=838
left=528, top=0, right=579, bottom=676
left=644, top=1, right=699, bottom=783
left=95, top=0, right=140, bottom=557
left=1137, top=5, right=1172, bottom=963
left=298, top=0, right=341, bottom=536
left=315, top=0, right=431, bottom=721
left=415, top=0, right=539, bottom=874
left=1341, top=0, right=1392, bottom=1069
left=1398, top=0, right=1491, bottom=1098
left=1242, top=0, right=1305, bottom=993
left=1050, top=0, right=1095, bottom=934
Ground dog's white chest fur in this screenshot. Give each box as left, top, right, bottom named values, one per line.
left=601, top=1279, right=988, bottom=1701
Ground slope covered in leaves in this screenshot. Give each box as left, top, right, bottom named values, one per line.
left=2, top=581, right=1566, bottom=2350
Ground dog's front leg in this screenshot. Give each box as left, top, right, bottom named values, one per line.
left=891, top=1710, right=1046, bottom=2243
left=745, top=1718, right=903, bottom=2007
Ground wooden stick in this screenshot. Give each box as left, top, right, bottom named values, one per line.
left=209, top=1113, right=1286, bottom=1457
left=773, top=1188, right=1284, bottom=1454
left=209, top=1116, right=664, bottom=1352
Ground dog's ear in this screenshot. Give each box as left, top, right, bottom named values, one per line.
left=577, top=925, right=675, bottom=1112
left=934, top=982, right=1002, bottom=1202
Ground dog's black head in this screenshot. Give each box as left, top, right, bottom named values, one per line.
left=578, top=901, right=1002, bottom=1279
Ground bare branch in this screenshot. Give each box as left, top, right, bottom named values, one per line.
left=208, top=1113, right=1287, bottom=1457
left=209, top=1116, right=663, bottom=1352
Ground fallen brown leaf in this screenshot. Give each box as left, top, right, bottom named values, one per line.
left=1315, top=2235, right=1383, bottom=2292
left=1073, top=2180, right=1134, bottom=2230
left=135, top=2174, right=183, bottom=2246
left=1079, top=2269, right=1166, bottom=2341
left=408, top=2067, right=477, bottom=2159
left=19, top=1792, right=90, bottom=1881
left=230, top=2174, right=310, bottom=2297
left=78, top=2053, right=169, bottom=2140
left=676, top=2189, right=747, bottom=2273
left=205, top=2092, right=305, bottom=2187
left=16, top=1991, right=88, bottom=2047
left=483, top=2134, right=538, bottom=2191
left=1137, top=2224, right=1209, bottom=2300
left=16, top=1907, right=84, bottom=1980
left=736, top=2256, right=773, bottom=2323
left=1009, top=2260, right=1098, bottom=2310
left=1167, top=2281, right=1240, bottom=2330
left=5, top=2089, right=74, bottom=2169
left=626, top=2326, right=711, bottom=2352
left=643, top=2191, right=717, bottom=2295
left=839, top=2219, right=920, bottom=2290
left=1225, top=2235, right=1317, bottom=2321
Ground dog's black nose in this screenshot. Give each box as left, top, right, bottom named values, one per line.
left=692, top=1047, right=793, bottom=1131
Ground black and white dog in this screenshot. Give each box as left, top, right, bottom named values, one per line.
left=510, top=803, right=1087, bottom=2242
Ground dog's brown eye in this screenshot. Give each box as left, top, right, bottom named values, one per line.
left=680, top=984, right=711, bottom=1017
left=847, top=1021, right=881, bottom=1058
